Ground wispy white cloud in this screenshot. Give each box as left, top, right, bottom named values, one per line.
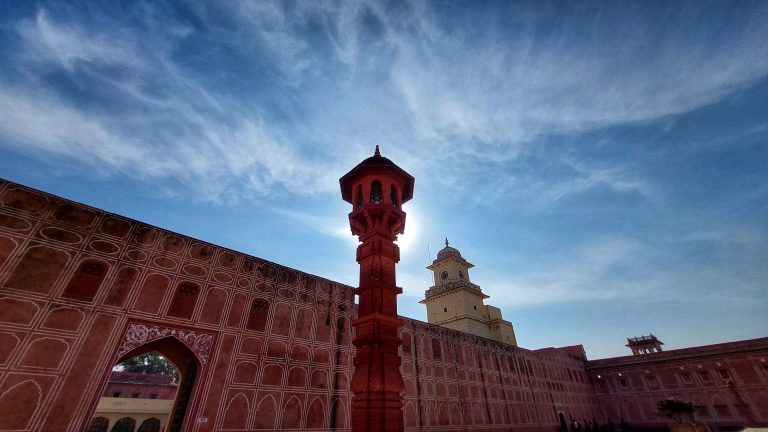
left=16, top=9, right=144, bottom=72
left=2, top=1, right=767, bottom=207
left=477, top=225, right=768, bottom=309
left=522, top=158, right=657, bottom=208
left=269, top=206, right=356, bottom=244
left=477, top=238, right=648, bottom=306
left=376, top=2, right=768, bottom=157
left=2, top=7, right=337, bottom=202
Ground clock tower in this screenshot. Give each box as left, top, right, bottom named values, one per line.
left=421, top=239, right=517, bottom=346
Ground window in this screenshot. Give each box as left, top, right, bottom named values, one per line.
left=443, top=307, right=448, bottom=312
left=112, top=392, right=121, bottom=398
left=355, top=185, right=363, bottom=206
left=402, top=333, right=412, bottom=355
left=150, top=394, right=157, bottom=400
left=432, top=338, right=442, bottom=360
left=474, top=305, right=477, bottom=310
left=61, top=260, right=109, bottom=302
left=698, top=370, right=711, bottom=381
left=508, top=358, right=517, bottom=373
left=680, top=372, right=692, bottom=384
left=717, top=369, right=731, bottom=380
left=646, top=375, right=659, bottom=388
left=132, top=393, right=140, bottom=399
left=370, top=181, right=383, bottom=204
left=246, top=299, right=270, bottom=331
left=390, top=185, right=398, bottom=207
left=619, top=378, right=628, bottom=388
left=167, top=282, right=200, bottom=319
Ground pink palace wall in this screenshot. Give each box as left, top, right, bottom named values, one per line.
left=0, top=178, right=766, bottom=432
left=0, top=178, right=597, bottom=432
left=588, top=338, right=768, bottom=429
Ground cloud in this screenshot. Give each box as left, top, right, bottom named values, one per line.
left=378, top=2, right=768, bottom=155
left=2, top=2, right=767, bottom=205
left=477, top=223, right=768, bottom=309
left=476, top=238, right=648, bottom=306
left=269, top=206, right=357, bottom=244
left=1, top=6, right=337, bottom=202
left=16, top=9, right=144, bottom=72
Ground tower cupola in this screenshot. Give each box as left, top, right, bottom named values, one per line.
left=427, top=238, right=475, bottom=286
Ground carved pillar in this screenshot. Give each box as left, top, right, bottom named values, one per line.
left=340, top=146, right=414, bottom=432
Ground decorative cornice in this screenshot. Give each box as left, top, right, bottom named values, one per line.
left=422, top=281, right=488, bottom=301
left=118, top=322, right=216, bottom=365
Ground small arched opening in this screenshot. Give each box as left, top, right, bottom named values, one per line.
left=89, top=337, right=199, bottom=432
left=370, top=180, right=383, bottom=204
left=390, top=184, right=399, bottom=207
left=61, top=259, right=109, bottom=302
left=355, top=184, right=363, bottom=207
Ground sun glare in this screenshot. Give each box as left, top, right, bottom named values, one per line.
left=397, top=205, right=419, bottom=254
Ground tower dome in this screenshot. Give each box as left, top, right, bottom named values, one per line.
left=436, top=238, right=462, bottom=261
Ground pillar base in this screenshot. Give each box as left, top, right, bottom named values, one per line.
left=351, top=393, right=404, bottom=432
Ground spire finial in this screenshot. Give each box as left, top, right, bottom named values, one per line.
left=374, top=145, right=381, bottom=157
left=445, top=237, right=449, bottom=247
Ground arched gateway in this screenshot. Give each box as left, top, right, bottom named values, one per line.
left=105, top=331, right=206, bottom=432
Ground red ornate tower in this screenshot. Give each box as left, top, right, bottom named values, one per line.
left=340, top=146, right=414, bottom=432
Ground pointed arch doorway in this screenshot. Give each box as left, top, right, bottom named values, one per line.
left=87, top=332, right=208, bottom=432
left=116, top=337, right=198, bottom=432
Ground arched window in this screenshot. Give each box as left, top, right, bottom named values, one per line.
left=167, top=282, right=200, bottom=320
left=370, top=181, right=383, bottom=204
left=390, top=185, right=398, bottom=207
left=432, top=338, right=442, bottom=360
left=61, top=260, right=109, bottom=302
left=402, top=333, right=412, bottom=355
left=86, top=416, right=109, bottom=432
left=137, top=417, right=161, bottom=432
left=246, top=299, right=270, bottom=332
left=355, top=184, right=363, bottom=207
left=111, top=417, right=136, bottom=432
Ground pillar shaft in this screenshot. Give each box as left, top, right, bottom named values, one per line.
left=350, top=207, right=405, bottom=432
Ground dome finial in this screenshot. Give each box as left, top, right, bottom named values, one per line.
left=374, top=145, right=381, bottom=157
left=445, top=237, right=449, bottom=247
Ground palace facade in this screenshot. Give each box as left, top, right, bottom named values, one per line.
left=0, top=175, right=766, bottom=432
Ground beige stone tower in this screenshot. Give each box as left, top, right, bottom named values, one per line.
left=420, top=239, right=517, bottom=346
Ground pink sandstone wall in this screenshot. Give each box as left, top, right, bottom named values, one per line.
left=1, top=177, right=766, bottom=431
left=0, top=179, right=355, bottom=431
left=400, top=320, right=597, bottom=431
left=587, top=338, right=768, bottom=429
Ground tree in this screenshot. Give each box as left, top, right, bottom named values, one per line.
left=657, top=399, right=696, bottom=424
left=115, top=352, right=180, bottom=382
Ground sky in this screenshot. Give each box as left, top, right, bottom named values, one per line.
left=0, top=0, right=766, bottom=359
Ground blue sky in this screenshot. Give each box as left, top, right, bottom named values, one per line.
left=1, top=1, right=766, bottom=359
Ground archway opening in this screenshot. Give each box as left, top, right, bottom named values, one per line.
left=87, top=337, right=198, bottom=432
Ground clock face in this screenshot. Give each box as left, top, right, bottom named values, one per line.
left=458, top=270, right=464, bottom=280
left=441, top=271, right=449, bottom=280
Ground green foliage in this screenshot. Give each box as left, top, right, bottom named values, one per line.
left=115, top=352, right=179, bottom=382
left=657, top=399, right=696, bottom=423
